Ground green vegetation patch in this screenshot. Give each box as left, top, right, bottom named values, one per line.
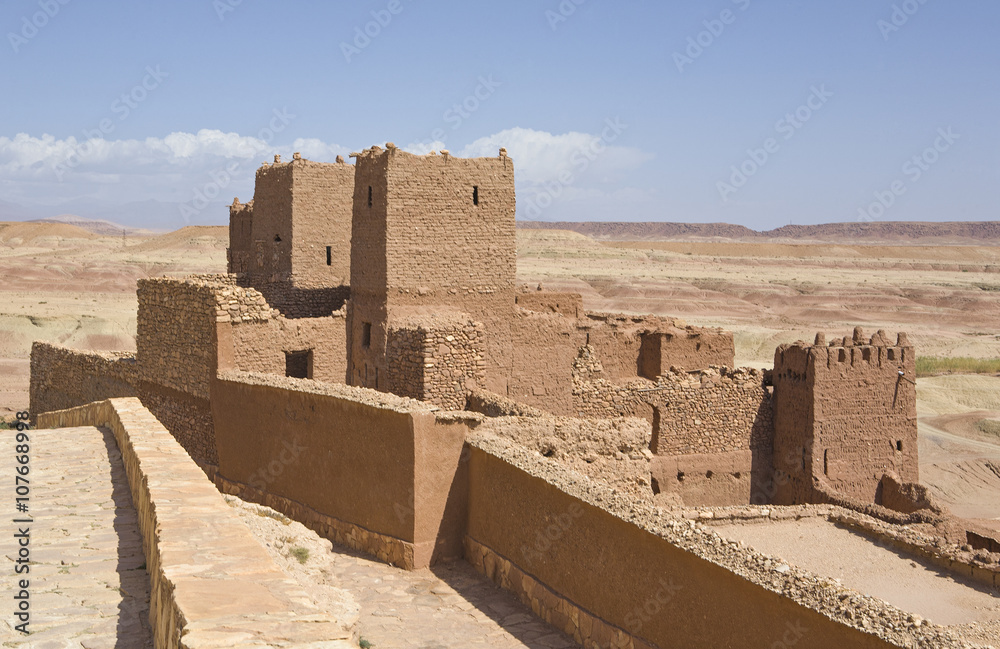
left=915, top=356, right=1000, bottom=378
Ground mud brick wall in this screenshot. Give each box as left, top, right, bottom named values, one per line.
left=228, top=309, right=348, bottom=384
left=773, top=329, right=918, bottom=505
left=288, top=157, right=354, bottom=288
left=137, top=385, right=218, bottom=468
left=349, top=146, right=516, bottom=394
left=29, top=342, right=138, bottom=418
left=383, top=313, right=487, bottom=411
left=465, top=434, right=918, bottom=649
left=238, top=277, right=349, bottom=319
left=227, top=201, right=253, bottom=274
left=507, top=311, right=578, bottom=415
left=477, top=415, right=654, bottom=498
left=211, top=371, right=473, bottom=569
left=571, top=366, right=774, bottom=506
left=514, top=290, right=583, bottom=318
left=638, top=327, right=736, bottom=379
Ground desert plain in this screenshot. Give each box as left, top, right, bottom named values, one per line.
left=2, top=219, right=999, bottom=534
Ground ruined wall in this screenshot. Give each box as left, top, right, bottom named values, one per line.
left=29, top=343, right=138, bottom=418
left=572, top=366, right=774, bottom=506
left=383, top=311, right=486, bottom=411
left=465, top=435, right=909, bottom=649
left=211, top=371, right=472, bottom=569
left=228, top=308, right=348, bottom=384
left=772, top=329, right=918, bottom=505
left=507, top=310, right=578, bottom=415
left=514, top=290, right=583, bottom=318
left=349, top=145, right=516, bottom=394
left=638, top=327, right=736, bottom=379
left=227, top=200, right=253, bottom=274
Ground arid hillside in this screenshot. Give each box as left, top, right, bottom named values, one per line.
left=518, top=220, right=1000, bottom=244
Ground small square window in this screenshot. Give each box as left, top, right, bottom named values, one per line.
left=285, top=350, right=312, bottom=379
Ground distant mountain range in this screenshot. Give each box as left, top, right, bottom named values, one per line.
left=0, top=198, right=227, bottom=231
left=27, top=214, right=159, bottom=237
left=517, top=220, right=1000, bottom=243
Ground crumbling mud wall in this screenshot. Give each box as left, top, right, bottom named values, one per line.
left=772, top=329, right=918, bottom=505
left=464, top=434, right=922, bottom=649
left=383, top=311, right=487, bottom=411
left=514, top=290, right=583, bottom=317
left=211, top=371, right=473, bottom=569
left=571, top=366, right=774, bottom=506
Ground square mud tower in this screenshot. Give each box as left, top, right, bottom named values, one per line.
left=348, top=145, right=515, bottom=396
left=227, top=154, right=354, bottom=289
left=771, top=328, right=918, bottom=505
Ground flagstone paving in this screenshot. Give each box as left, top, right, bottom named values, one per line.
left=0, top=426, right=153, bottom=649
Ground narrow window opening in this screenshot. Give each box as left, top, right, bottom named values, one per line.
left=326, top=246, right=332, bottom=266
left=285, top=350, right=312, bottom=379
left=823, top=449, right=829, bottom=476
left=274, top=234, right=282, bottom=243
left=676, top=471, right=686, bottom=482
left=896, top=440, right=903, bottom=452
left=362, top=322, right=372, bottom=348
left=473, top=186, right=479, bottom=206
left=368, top=186, right=373, bottom=207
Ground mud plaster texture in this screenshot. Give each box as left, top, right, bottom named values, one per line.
left=465, top=432, right=981, bottom=649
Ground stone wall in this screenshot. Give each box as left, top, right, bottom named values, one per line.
left=773, top=329, right=918, bottom=505
left=348, top=145, right=516, bottom=394
left=29, top=343, right=138, bottom=418
left=383, top=311, right=487, bottom=411
left=37, top=398, right=357, bottom=649
left=573, top=366, right=774, bottom=506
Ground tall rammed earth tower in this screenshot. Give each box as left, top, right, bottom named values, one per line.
left=227, top=153, right=355, bottom=291
left=347, top=144, right=516, bottom=394
left=771, top=328, right=918, bottom=505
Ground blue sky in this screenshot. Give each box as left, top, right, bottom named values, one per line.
left=0, top=0, right=997, bottom=230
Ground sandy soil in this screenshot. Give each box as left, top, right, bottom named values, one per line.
left=712, top=518, right=1000, bottom=642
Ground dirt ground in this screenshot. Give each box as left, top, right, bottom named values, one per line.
left=4, top=221, right=1000, bottom=529
left=711, top=518, right=1000, bottom=645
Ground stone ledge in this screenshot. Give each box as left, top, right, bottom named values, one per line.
left=38, top=398, right=357, bottom=649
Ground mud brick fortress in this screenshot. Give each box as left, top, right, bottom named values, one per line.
left=29, top=147, right=1000, bottom=648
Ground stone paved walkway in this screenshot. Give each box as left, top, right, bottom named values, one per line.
left=1, top=426, right=153, bottom=648
left=230, top=497, right=580, bottom=648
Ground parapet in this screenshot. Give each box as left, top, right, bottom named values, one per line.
left=350, top=142, right=511, bottom=163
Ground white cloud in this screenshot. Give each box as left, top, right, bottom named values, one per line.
left=0, top=125, right=654, bottom=223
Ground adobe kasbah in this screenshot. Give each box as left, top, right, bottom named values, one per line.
left=31, top=146, right=1000, bottom=648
